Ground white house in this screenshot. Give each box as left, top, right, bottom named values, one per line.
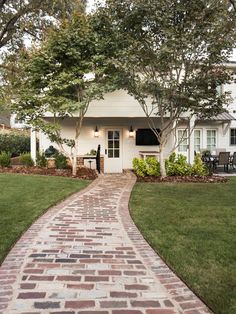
left=31, top=62, right=236, bottom=173
left=10, top=113, right=28, bottom=129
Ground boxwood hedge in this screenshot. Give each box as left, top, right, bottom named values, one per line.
left=0, top=134, right=31, bottom=157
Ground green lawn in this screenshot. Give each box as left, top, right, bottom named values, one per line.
left=0, top=173, right=89, bottom=264
left=130, top=179, right=236, bottom=314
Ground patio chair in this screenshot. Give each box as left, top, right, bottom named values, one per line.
left=230, top=152, right=236, bottom=170
left=216, top=152, right=230, bottom=172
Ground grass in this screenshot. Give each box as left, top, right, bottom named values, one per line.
left=130, top=178, right=236, bottom=314
left=0, top=173, right=89, bottom=264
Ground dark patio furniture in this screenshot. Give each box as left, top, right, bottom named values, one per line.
left=96, top=145, right=101, bottom=173
left=215, top=152, right=230, bottom=172
left=230, top=152, right=236, bottom=170
left=201, top=152, right=216, bottom=174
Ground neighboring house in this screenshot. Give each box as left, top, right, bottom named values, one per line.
left=10, top=113, right=28, bottom=129
left=0, top=112, right=27, bottom=131
left=33, top=62, right=236, bottom=173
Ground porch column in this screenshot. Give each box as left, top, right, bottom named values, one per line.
left=188, top=117, right=196, bottom=164
left=30, top=128, right=37, bottom=165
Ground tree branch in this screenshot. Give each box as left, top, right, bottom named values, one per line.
left=0, top=0, right=8, bottom=11
left=0, top=0, right=45, bottom=48
left=229, top=0, right=236, bottom=11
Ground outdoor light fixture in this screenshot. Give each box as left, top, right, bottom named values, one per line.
left=129, top=126, right=134, bottom=138
left=94, top=125, right=99, bottom=137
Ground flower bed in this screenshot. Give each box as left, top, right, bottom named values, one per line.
left=136, top=174, right=228, bottom=183
left=133, top=153, right=228, bottom=183
left=0, top=166, right=97, bottom=180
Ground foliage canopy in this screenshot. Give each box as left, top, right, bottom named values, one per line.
left=95, top=0, right=236, bottom=176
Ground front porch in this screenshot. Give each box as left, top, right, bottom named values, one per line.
left=30, top=114, right=236, bottom=174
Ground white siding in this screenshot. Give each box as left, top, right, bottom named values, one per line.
left=44, top=90, right=153, bottom=118
left=40, top=117, right=173, bottom=170
left=86, top=90, right=148, bottom=117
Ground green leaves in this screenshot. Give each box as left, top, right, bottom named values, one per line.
left=95, top=0, right=236, bottom=176
left=0, top=0, right=87, bottom=52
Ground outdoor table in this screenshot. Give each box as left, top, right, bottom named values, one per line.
left=202, top=154, right=233, bottom=172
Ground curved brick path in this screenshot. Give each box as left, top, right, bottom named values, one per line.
left=0, top=173, right=211, bottom=314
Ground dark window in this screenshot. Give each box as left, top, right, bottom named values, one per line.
left=230, top=129, right=236, bottom=145
left=136, top=129, right=160, bottom=146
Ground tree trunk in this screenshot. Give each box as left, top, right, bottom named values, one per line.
left=159, top=144, right=167, bottom=178
left=72, top=145, right=78, bottom=177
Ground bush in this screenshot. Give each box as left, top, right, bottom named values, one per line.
left=20, top=153, right=34, bottom=167
left=133, top=158, right=148, bottom=177
left=166, top=152, right=192, bottom=176
left=0, top=134, right=31, bottom=157
left=0, top=151, right=11, bottom=167
left=36, top=152, right=47, bottom=168
left=146, top=157, right=161, bottom=176
left=134, top=153, right=209, bottom=178
left=192, top=154, right=209, bottom=176
left=55, top=153, right=68, bottom=169
left=133, top=157, right=160, bottom=177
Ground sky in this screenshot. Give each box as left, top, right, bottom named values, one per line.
left=86, top=0, right=236, bottom=61
left=87, top=0, right=95, bottom=12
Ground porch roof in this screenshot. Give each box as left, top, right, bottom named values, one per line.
left=198, top=112, right=235, bottom=122
left=207, top=112, right=235, bottom=121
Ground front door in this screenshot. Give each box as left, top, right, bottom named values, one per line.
left=104, top=129, right=123, bottom=173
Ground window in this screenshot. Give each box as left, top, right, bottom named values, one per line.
left=15, top=116, right=24, bottom=124
left=207, top=130, right=216, bottom=151
left=230, top=128, right=236, bottom=145
left=178, top=130, right=188, bottom=152
left=194, top=130, right=201, bottom=153
left=107, top=130, right=120, bottom=158
left=216, top=85, right=223, bottom=96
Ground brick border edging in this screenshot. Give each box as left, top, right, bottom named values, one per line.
left=118, top=172, right=212, bottom=314
left=0, top=177, right=100, bottom=314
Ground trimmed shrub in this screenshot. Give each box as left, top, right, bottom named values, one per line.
left=134, top=153, right=209, bottom=178
left=19, top=153, right=34, bottom=167
left=0, top=134, right=31, bottom=157
left=146, top=157, right=161, bottom=176
left=133, top=157, right=160, bottom=177
left=133, top=158, right=148, bottom=177
left=55, top=153, right=68, bottom=169
left=0, top=151, right=11, bottom=167
left=166, top=153, right=192, bottom=176
left=192, top=153, right=209, bottom=176
left=36, top=152, right=47, bottom=168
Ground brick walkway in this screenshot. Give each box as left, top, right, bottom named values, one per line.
left=0, top=173, right=211, bottom=314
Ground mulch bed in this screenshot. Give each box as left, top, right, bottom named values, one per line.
left=0, top=166, right=98, bottom=180
left=136, top=175, right=228, bottom=183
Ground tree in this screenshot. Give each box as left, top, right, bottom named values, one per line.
left=229, top=0, right=236, bottom=11
left=0, top=0, right=87, bottom=52
left=95, top=0, right=236, bottom=177
left=9, top=13, right=113, bottom=176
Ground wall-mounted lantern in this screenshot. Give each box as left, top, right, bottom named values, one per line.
left=129, top=126, right=135, bottom=138
left=94, top=125, right=99, bottom=138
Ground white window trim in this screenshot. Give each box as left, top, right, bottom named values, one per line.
left=206, top=129, right=217, bottom=152
left=194, top=129, right=203, bottom=153
left=177, top=129, right=189, bottom=152
left=230, top=128, right=236, bottom=146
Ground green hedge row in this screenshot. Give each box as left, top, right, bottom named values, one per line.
left=133, top=153, right=208, bottom=177
left=0, top=134, right=31, bottom=157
